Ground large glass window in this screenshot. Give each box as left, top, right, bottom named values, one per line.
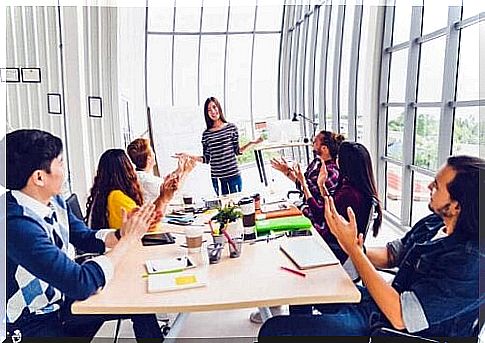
left=147, top=35, right=172, bottom=108
left=387, top=49, right=408, bottom=102
left=147, top=2, right=283, bottom=198
left=417, top=38, right=446, bottom=102
left=456, top=24, right=480, bottom=101
left=452, top=107, right=481, bottom=156
left=199, top=36, right=225, bottom=101
left=226, top=35, right=252, bottom=124
left=173, top=36, right=198, bottom=106
left=380, top=2, right=483, bottom=227
left=413, top=108, right=440, bottom=170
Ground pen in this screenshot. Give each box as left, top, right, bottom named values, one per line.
left=222, top=229, right=238, bottom=252
left=280, top=266, right=306, bottom=278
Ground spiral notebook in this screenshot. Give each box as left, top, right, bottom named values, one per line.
left=280, top=237, right=339, bottom=270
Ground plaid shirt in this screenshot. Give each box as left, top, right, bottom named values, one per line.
left=295, top=158, right=339, bottom=230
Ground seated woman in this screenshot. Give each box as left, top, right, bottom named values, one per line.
left=127, top=138, right=195, bottom=203
left=295, top=141, right=382, bottom=263
left=271, top=130, right=344, bottom=228
left=86, top=149, right=188, bottom=230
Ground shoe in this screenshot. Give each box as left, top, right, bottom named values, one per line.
left=249, top=306, right=285, bottom=324
left=249, top=310, right=263, bottom=324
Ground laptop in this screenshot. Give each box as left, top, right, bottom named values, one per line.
left=280, top=237, right=339, bottom=270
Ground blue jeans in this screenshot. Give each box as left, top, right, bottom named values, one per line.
left=211, top=174, right=242, bottom=196
left=259, top=286, right=390, bottom=338
left=7, top=300, right=163, bottom=342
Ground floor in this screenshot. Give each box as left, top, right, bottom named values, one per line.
left=90, top=218, right=403, bottom=342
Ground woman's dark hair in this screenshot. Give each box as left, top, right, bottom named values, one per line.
left=127, top=138, right=151, bottom=170
left=203, top=97, right=227, bottom=130
left=5, top=129, right=63, bottom=190
left=337, top=141, right=382, bottom=236
left=86, top=149, right=144, bottom=229
left=318, top=131, right=345, bottom=160
left=446, top=155, right=484, bottom=240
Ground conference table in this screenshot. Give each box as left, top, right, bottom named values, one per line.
left=71, top=224, right=361, bottom=316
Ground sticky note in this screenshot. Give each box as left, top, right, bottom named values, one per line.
left=175, top=275, right=197, bottom=285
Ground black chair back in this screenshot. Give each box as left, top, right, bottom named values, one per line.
left=66, top=193, right=85, bottom=222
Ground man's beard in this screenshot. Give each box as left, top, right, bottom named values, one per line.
left=428, top=202, right=452, bottom=218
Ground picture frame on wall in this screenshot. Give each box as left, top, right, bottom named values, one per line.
left=47, top=93, right=62, bottom=115
left=88, top=96, right=103, bottom=118
left=21, top=67, right=41, bottom=83
left=0, top=68, right=20, bottom=83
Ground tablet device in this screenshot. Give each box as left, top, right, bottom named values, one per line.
left=142, top=232, right=176, bottom=246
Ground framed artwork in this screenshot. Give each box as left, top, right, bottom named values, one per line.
left=0, top=68, right=20, bottom=83
left=21, top=67, right=41, bottom=83
left=47, top=93, right=62, bottom=115
left=88, top=96, right=103, bottom=118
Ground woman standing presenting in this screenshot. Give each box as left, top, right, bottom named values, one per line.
left=177, top=97, right=263, bottom=195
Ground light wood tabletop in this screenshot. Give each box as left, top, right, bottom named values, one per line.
left=72, top=226, right=360, bottom=315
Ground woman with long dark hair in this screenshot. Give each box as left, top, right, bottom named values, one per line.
left=176, top=96, right=263, bottom=195
left=295, top=141, right=382, bottom=262
left=86, top=149, right=179, bottom=229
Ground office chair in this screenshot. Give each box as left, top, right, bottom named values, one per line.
left=65, top=193, right=85, bottom=222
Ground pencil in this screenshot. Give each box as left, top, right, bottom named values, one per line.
left=280, top=266, right=306, bottom=278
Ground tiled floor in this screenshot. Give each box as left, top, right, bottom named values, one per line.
left=91, top=219, right=404, bottom=342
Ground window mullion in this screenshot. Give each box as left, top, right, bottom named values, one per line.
left=437, top=6, right=462, bottom=166
left=400, top=6, right=423, bottom=226
left=347, top=5, right=363, bottom=141
left=331, top=5, right=344, bottom=133
left=377, top=6, right=394, bottom=210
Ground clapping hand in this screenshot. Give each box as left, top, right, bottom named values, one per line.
left=323, top=196, right=363, bottom=256
left=293, top=162, right=305, bottom=184
left=159, top=173, right=180, bottom=203
left=270, top=156, right=292, bottom=176
left=120, top=203, right=157, bottom=241
left=317, top=161, right=328, bottom=187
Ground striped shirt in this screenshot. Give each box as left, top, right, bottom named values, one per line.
left=201, top=122, right=241, bottom=179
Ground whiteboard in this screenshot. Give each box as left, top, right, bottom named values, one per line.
left=149, top=106, right=215, bottom=198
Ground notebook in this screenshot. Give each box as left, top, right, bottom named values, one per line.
left=147, top=270, right=208, bottom=293
left=145, top=256, right=195, bottom=275
left=280, top=237, right=339, bottom=270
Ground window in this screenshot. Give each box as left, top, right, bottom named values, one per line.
left=379, top=3, right=483, bottom=227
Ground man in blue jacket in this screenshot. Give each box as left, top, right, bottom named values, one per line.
left=3, top=129, right=164, bottom=341
left=260, top=155, right=483, bottom=338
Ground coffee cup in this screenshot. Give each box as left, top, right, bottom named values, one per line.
left=183, top=194, right=193, bottom=205
left=185, top=226, right=203, bottom=253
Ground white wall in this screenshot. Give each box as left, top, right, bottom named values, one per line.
left=5, top=5, right=122, bottom=207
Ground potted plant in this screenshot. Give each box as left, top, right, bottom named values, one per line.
left=211, top=204, right=243, bottom=242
